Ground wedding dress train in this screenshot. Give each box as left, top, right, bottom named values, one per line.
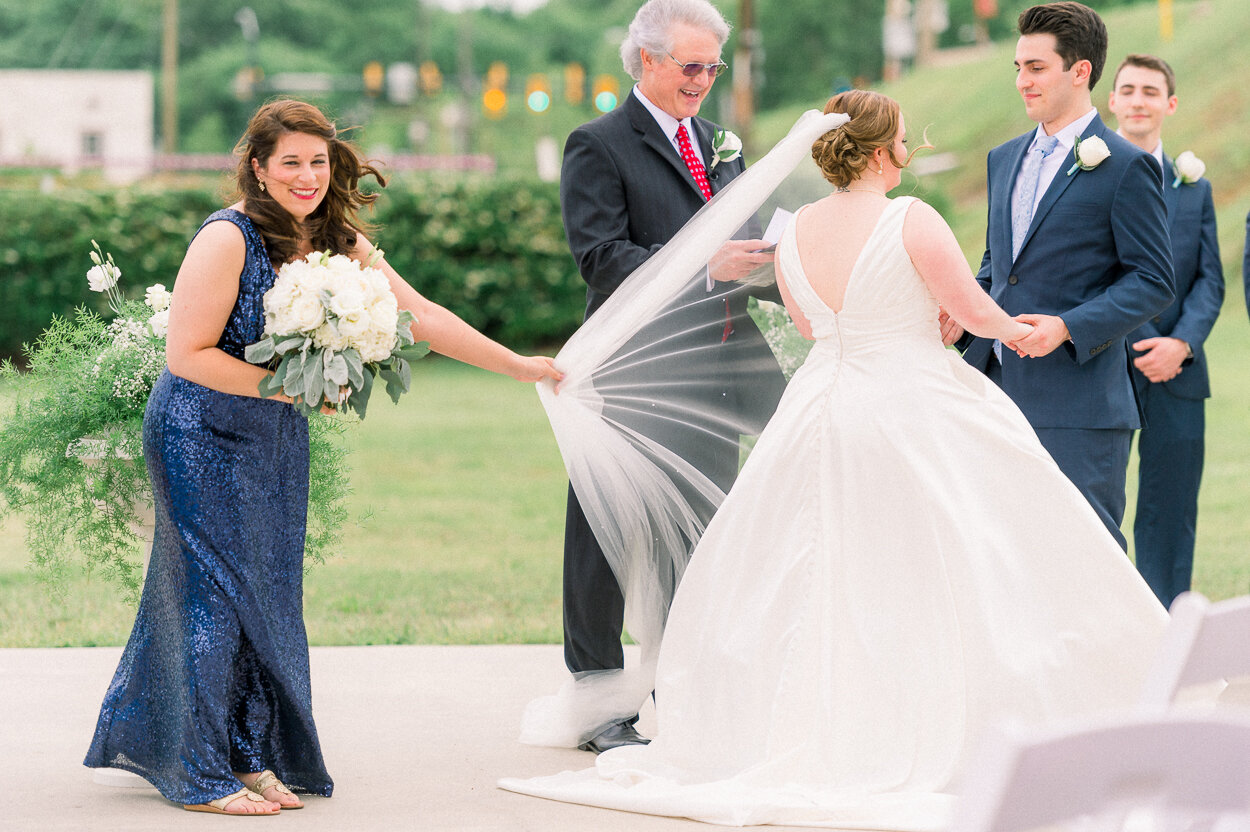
left=501, top=196, right=1167, bottom=830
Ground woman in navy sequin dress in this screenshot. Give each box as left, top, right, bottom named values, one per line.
left=84, top=100, right=560, bottom=815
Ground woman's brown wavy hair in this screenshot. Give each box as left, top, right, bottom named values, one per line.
left=233, top=98, right=386, bottom=265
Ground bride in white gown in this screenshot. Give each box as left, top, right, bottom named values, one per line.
left=502, top=91, right=1168, bottom=830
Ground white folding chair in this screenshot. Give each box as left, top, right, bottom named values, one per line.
left=950, top=712, right=1250, bottom=832
left=1139, top=592, right=1250, bottom=713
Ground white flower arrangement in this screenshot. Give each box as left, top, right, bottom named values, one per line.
left=1171, top=150, right=1205, bottom=188
left=710, top=128, right=743, bottom=170
left=245, top=249, right=429, bottom=417
left=1066, top=134, right=1111, bottom=176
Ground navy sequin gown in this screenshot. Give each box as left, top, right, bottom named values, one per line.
left=84, top=209, right=333, bottom=804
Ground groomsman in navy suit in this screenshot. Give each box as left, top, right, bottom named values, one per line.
left=951, top=2, right=1174, bottom=549
left=1108, top=53, right=1225, bottom=608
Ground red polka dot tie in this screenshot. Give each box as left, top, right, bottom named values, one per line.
left=676, top=124, right=712, bottom=201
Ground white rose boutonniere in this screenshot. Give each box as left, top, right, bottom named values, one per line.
left=710, top=128, right=742, bottom=170
left=1066, top=134, right=1111, bottom=176
left=1171, top=150, right=1205, bottom=188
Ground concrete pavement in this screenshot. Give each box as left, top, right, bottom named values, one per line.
left=2, top=644, right=822, bottom=832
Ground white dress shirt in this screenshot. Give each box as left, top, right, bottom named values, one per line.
left=632, top=86, right=707, bottom=167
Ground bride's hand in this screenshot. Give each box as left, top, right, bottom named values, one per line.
left=511, top=355, right=563, bottom=384
left=1004, top=319, right=1036, bottom=356
left=708, top=239, right=776, bottom=283
left=938, top=307, right=964, bottom=346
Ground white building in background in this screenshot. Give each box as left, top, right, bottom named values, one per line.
left=0, top=70, right=154, bottom=183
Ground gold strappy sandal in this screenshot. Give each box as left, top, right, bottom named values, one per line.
left=247, top=769, right=303, bottom=810
left=183, top=787, right=278, bottom=815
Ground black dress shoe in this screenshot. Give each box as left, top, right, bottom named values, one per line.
left=577, top=721, right=651, bottom=754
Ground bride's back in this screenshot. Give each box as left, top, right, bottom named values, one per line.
left=791, top=194, right=892, bottom=314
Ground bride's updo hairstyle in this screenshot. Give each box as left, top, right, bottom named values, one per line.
left=811, top=90, right=906, bottom=189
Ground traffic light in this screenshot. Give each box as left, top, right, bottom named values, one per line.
left=419, top=60, right=443, bottom=96
left=563, top=63, right=585, bottom=105
left=363, top=61, right=384, bottom=97
left=525, top=74, right=551, bottom=113
left=592, top=74, right=619, bottom=113
left=483, top=61, right=508, bottom=118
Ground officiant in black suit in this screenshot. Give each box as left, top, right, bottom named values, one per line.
left=558, top=0, right=786, bottom=753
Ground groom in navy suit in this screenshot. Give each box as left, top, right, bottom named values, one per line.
left=1108, top=53, right=1224, bottom=608
left=953, top=2, right=1174, bottom=549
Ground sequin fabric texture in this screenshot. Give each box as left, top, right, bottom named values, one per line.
left=84, top=209, right=333, bottom=804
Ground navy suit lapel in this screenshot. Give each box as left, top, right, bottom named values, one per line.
left=627, top=94, right=709, bottom=202
left=1017, top=115, right=1105, bottom=260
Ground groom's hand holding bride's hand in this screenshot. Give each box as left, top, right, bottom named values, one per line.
left=938, top=308, right=964, bottom=346
left=708, top=239, right=776, bottom=283
left=1009, top=313, right=1068, bottom=358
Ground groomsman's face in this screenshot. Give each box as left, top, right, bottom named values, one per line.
left=1014, top=33, right=1091, bottom=131
left=638, top=22, right=722, bottom=122
left=1108, top=65, right=1177, bottom=147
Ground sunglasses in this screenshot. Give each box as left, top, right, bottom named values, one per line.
left=668, top=53, right=729, bottom=78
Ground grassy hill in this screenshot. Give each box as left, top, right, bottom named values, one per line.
left=754, top=0, right=1248, bottom=275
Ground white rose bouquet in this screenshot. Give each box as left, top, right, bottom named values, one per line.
left=245, top=250, right=429, bottom=418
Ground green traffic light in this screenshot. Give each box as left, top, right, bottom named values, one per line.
left=527, top=90, right=551, bottom=112
left=594, top=91, right=618, bottom=113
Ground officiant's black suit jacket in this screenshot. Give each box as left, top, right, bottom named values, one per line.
left=559, top=91, right=785, bottom=445
left=558, top=90, right=786, bottom=676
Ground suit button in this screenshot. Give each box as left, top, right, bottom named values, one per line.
left=1008, top=275, right=1019, bottom=285
left=1153, top=316, right=1161, bottom=323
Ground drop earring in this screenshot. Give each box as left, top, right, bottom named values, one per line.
left=877, top=163, right=884, bottom=175
left=258, top=180, right=266, bottom=192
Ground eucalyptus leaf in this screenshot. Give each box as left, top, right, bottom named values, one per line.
left=282, top=352, right=307, bottom=397
left=343, top=349, right=364, bottom=388
left=275, top=334, right=306, bottom=355
left=397, top=342, right=430, bottom=363
left=324, top=352, right=349, bottom=386
left=244, top=337, right=276, bottom=364
left=301, top=350, right=323, bottom=406
left=380, top=366, right=404, bottom=403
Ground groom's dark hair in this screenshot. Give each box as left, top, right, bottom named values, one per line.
left=1018, top=2, right=1108, bottom=91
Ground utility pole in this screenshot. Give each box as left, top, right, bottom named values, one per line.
left=732, top=0, right=755, bottom=145
left=161, top=0, right=178, bottom=153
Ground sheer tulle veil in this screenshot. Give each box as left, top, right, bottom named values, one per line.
left=521, top=109, right=850, bottom=747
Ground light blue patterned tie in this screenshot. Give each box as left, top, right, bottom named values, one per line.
left=1010, top=134, right=1059, bottom=261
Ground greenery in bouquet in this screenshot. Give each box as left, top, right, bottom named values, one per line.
left=0, top=242, right=350, bottom=601
left=245, top=249, right=430, bottom=418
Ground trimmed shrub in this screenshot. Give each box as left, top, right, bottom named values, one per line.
left=0, top=176, right=583, bottom=361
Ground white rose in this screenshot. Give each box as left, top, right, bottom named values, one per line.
left=368, top=296, right=399, bottom=337
left=1074, top=135, right=1110, bottom=169
left=87, top=263, right=120, bottom=292
left=1173, top=150, right=1205, bottom=185
left=144, top=283, right=171, bottom=311
left=288, top=294, right=327, bottom=333
left=312, top=320, right=348, bottom=352
left=711, top=129, right=742, bottom=169
left=328, top=283, right=368, bottom=319
left=337, top=308, right=374, bottom=341
left=147, top=308, right=170, bottom=338
left=356, top=328, right=397, bottom=363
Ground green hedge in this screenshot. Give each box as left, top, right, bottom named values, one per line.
left=0, top=177, right=584, bottom=362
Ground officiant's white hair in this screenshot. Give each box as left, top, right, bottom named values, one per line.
left=620, top=0, right=731, bottom=80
